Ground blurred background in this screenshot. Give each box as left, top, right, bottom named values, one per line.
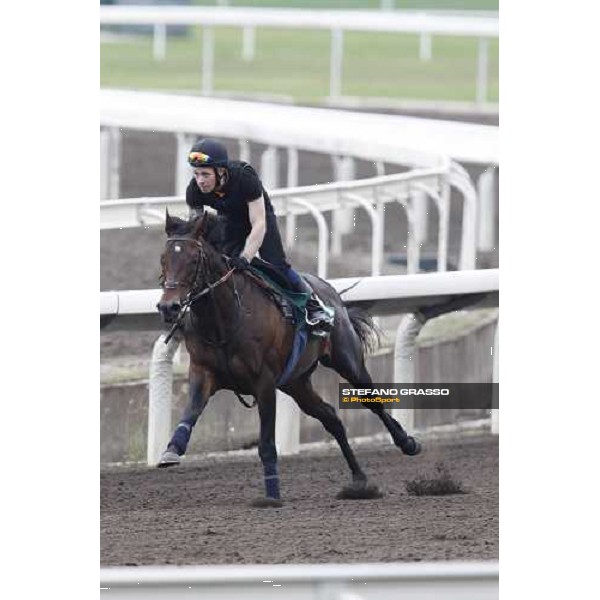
left=100, top=0, right=498, bottom=105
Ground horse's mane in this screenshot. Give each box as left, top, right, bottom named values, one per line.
left=167, top=211, right=223, bottom=249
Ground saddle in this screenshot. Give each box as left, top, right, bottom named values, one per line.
left=242, top=258, right=316, bottom=386
left=245, top=258, right=309, bottom=330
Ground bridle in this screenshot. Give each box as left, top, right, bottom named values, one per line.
left=162, top=237, right=242, bottom=346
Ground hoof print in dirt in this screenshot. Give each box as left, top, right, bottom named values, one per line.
left=337, top=482, right=383, bottom=500
left=251, top=497, right=284, bottom=508
left=405, top=462, right=466, bottom=496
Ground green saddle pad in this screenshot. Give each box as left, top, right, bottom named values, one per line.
left=247, top=265, right=310, bottom=330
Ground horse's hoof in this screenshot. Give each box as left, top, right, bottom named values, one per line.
left=337, top=481, right=383, bottom=500
left=156, top=450, right=181, bottom=468
left=251, top=497, right=283, bottom=508
left=402, top=437, right=422, bottom=456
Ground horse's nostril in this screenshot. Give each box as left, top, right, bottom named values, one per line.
left=172, top=303, right=181, bottom=314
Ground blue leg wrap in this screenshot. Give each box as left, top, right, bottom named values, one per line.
left=263, top=463, right=280, bottom=499
left=169, top=421, right=192, bottom=455
left=265, top=476, right=280, bottom=499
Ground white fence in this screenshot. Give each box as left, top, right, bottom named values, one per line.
left=99, top=90, right=499, bottom=168
left=100, top=560, right=499, bottom=599
left=100, top=91, right=498, bottom=252
left=100, top=6, right=498, bottom=104
left=100, top=165, right=481, bottom=275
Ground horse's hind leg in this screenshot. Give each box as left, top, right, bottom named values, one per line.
left=158, top=365, right=216, bottom=467
left=331, top=350, right=421, bottom=456
left=281, top=378, right=380, bottom=498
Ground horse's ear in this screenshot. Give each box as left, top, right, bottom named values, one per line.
left=191, top=211, right=208, bottom=240
left=165, top=208, right=174, bottom=235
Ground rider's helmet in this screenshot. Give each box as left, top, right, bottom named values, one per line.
left=188, top=138, right=229, bottom=169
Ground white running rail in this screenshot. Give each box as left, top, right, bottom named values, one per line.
left=100, top=166, right=480, bottom=276
left=100, top=560, right=499, bottom=599
left=99, top=90, right=498, bottom=253
left=100, top=6, right=498, bottom=104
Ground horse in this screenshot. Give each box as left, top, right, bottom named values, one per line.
left=156, top=210, right=421, bottom=506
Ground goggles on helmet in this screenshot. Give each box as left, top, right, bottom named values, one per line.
left=189, top=151, right=212, bottom=166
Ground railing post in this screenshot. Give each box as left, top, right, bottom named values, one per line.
left=275, top=391, right=300, bottom=455
left=202, top=27, right=214, bottom=96
left=147, top=334, right=180, bottom=466
left=344, top=192, right=383, bottom=276
left=331, top=156, right=355, bottom=255
left=412, top=187, right=429, bottom=245
left=286, top=147, right=298, bottom=249
left=329, top=28, right=344, bottom=101
left=153, top=23, right=167, bottom=61
left=242, top=26, right=256, bottom=62
left=391, top=314, right=424, bottom=433
left=260, top=146, right=279, bottom=190
left=289, top=197, right=329, bottom=278
left=238, top=138, right=251, bottom=164
left=476, top=37, right=489, bottom=107
left=438, top=174, right=451, bottom=272
left=477, top=165, right=497, bottom=252
left=450, top=162, right=478, bottom=271
left=175, top=133, right=196, bottom=196
left=100, top=128, right=110, bottom=200
left=406, top=200, right=420, bottom=274
left=413, top=181, right=448, bottom=273
left=106, top=127, right=121, bottom=200
left=419, top=32, right=432, bottom=61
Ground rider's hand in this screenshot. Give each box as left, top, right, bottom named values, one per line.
left=228, top=255, right=250, bottom=271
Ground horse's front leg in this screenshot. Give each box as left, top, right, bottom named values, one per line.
left=252, top=389, right=283, bottom=507
left=158, top=364, right=216, bottom=467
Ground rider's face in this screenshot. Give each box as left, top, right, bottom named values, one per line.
left=194, top=167, right=217, bottom=193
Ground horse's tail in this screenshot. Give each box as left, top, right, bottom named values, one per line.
left=346, top=306, right=382, bottom=357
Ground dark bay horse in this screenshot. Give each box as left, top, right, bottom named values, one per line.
left=156, top=211, right=421, bottom=506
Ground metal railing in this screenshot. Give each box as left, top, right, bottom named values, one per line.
left=100, top=164, right=482, bottom=277
left=100, top=5, right=498, bottom=105
left=100, top=91, right=498, bottom=252
left=100, top=559, right=498, bottom=599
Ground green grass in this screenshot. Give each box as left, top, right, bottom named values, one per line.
left=101, top=25, right=498, bottom=104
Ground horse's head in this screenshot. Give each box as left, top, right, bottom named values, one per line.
left=156, top=210, right=216, bottom=325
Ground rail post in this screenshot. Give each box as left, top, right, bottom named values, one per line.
left=147, top=334, right=180, bottom=466
left=391, top=314, right=424, bottom=432
left=275, top=391, right=300, bottom=455
left=202, top=27, right=214, bottom=96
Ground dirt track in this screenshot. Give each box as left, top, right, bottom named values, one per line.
left=101, top=434, right=497, bottom=566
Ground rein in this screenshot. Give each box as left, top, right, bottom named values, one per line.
left=163, top=237, right=242, bottom=346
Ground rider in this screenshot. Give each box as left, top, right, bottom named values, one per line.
left=185, top=138, right=333, bottom=333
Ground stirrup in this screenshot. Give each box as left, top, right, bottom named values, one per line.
left=305, top=296, right=334, bottom=331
